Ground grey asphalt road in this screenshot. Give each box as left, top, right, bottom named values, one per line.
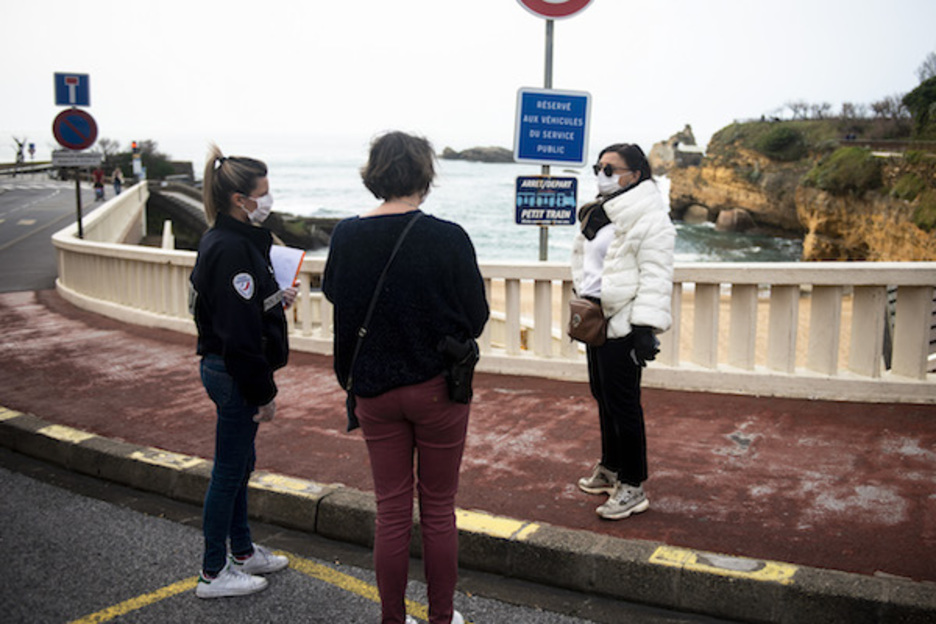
left=0, top=175, right=94, bottom=293
left=0, top=448, right=731, bottom=624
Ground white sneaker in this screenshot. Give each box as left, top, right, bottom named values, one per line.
left=577, top=462, right=618, bottom=495
left=405, top=610, right=464, bottom=623
left=230, top=543, right=289, bottom=575
left=195, top=563, right=268, bottom=599
left=596, top=483, right=650, bottom=520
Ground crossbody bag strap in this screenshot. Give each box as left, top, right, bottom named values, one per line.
left=345, top=211, right=422, bottom=392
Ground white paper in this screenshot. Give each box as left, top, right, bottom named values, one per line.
left=269, top=245, right=305, bottom=290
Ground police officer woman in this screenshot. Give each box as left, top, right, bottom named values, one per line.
left=189, top=145, right=294, bottom=598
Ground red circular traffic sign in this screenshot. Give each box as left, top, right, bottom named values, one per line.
left=52, top=108, right=98, bottom=150
left=517, top=0, right=593, bottom=19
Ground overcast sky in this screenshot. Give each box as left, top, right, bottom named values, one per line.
left=3, top=0, right=934, bottom=166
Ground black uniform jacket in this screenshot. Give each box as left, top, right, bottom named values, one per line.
left=190, top=213, right=288, bottom=406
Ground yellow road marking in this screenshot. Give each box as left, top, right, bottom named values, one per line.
left=0, top=406, right=23, bottom=421
left=650, top=545, right=798, bottom=585
left=288, top=554, right=430, bottom=620
left=456, top=508, right=540, bottom=540
left=38, top=424, right=96, bottom=443
left=68, top=576, right=198, bottom=624
left=68, top=551, right=470, bottom=624
left=251, top=472, right=328, bottom=498
left=129, top=448, right=205, bottom=470
left=18, top=219, right=37, bottom=225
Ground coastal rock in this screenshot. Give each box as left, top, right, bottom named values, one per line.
left=715, top=208, right=756, bottom=232
left=440, top=146, right=514, bottom=163
left=649, top=125, right=702, bottom=174
left=668, top=146, right=807, bottom=234
left=796, top=186, right=936, bottom=261
left=682, top=204, right=711, bottom=224
left=265, top=212, right=340, bottom=251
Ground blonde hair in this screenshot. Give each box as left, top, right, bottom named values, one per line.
left=202, top=144, right=268, bottom=225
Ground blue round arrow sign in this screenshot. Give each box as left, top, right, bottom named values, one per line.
left=52, top=108, right=98, bottom=151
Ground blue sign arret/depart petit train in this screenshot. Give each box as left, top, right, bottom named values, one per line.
left=515, top=176, right=578, bottom=226
left=54, top=73, right=90, bottom=107
left=514, top=87, right=591, bottom=167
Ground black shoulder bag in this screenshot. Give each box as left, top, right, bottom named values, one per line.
left=343, top=212, right=422, bottom=432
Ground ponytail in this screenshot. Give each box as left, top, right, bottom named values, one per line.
left=202, top=144, right=268, bottom=225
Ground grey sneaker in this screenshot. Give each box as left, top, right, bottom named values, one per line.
left=196, top=563, right=268, bottom=599
left=578, top=463, right=618, bottom=495
left=596, top=483, right=650, bottom=520
left=230, top=543, right=289, bottom=575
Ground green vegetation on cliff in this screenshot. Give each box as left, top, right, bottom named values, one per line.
left=708, top=120, right=841, bottom=163
left=803, top=147, right=883, bottom=196
left=903, top=76, right=936, bottom=140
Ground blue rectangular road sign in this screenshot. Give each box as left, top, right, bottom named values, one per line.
left=515, top=176, right=577, bottom=225
left=54, top=73, right=90, bottom=106
left=514, top=87, right=591, bottom=167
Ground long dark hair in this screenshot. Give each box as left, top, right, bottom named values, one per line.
left=599, top=143, right=653, bottom=184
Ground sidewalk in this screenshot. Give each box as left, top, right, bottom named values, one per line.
left=1, top=289, right=934, bottom=622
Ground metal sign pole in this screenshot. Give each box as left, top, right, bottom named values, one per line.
left=539, top=18, right=554, bottom=261
left=73, top=168, right=84, bottom=239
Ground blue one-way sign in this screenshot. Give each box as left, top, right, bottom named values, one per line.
left=514, top=87, right=591, bottom=167
left=54, top=73, right=90, bottom=106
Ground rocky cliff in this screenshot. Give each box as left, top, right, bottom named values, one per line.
left=648, top=124, right=702, bottom=175
left=668, top=145, right=808, bottom=234
left=664, top=120, right=936, bottom=260
left=796, top=157, right=936, bottom=261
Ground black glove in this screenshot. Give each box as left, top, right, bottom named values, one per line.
left=629, top=325, right=660, bottom=367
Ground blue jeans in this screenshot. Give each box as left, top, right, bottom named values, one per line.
left=200, top=355, right=259, bottom=575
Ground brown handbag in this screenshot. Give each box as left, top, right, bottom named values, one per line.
left=568, top=297, right=607, bottom=346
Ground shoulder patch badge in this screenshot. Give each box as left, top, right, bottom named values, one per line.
left=233, top=272, right=255, bottom=300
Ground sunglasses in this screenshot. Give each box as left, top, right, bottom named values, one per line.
left=593, top=163, right=633, bottom=177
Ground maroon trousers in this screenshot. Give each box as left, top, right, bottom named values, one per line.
left=356, top=375, right=469, bottom=624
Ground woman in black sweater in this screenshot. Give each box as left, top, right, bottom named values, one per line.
left=323, top=131, right=488, bottom=624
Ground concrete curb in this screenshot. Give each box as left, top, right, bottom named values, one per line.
left=2, top=406, right=934, bottom=623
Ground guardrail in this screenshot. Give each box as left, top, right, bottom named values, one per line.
left=52, top=182, right=936, bottom=404
left=0, top=161, right=57, bottom=176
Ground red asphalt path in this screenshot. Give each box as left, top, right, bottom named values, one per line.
left=2, top=290, right=935, bottom=583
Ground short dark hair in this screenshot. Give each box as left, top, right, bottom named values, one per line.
left=599, top=143, right=653, bottom=183
left=361, top=131, right=435, bottom=200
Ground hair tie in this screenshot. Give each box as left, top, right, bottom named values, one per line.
left=214, top=156, right=227, bottom=170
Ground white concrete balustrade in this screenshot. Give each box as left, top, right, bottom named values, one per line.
left=52, top=182, right=936, bottom=404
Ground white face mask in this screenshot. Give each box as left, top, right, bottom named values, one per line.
left=244, top=193, right=273, bottom=224
left=596, top=171, right=622, bottom=196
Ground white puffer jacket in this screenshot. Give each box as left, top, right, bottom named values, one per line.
left=570, top=180, right=676, bottom=339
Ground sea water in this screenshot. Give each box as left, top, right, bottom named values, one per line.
left=168, top=133, right=803, bottom=263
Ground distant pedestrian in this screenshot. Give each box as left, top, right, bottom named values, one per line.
left=323, top=131, right=488, bottom=624
left=189, top=144, right=297, bottom=598
left=92, top=166, right=105, bottom=201
left=112, top=166, right=123, bottom=195
left=571, top=143, right=675, bottom=520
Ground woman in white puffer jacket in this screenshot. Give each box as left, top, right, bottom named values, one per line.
left=570, top=143, right=675, bottom=520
